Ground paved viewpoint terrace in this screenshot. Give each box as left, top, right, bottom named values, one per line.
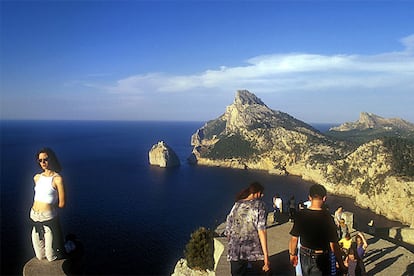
left=214, top=220, right=414, bottom=275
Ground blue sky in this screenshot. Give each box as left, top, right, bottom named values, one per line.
left=1, top=1, right=413, bottom=124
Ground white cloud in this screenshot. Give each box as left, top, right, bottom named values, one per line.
left=100, top=34, right=414, bottom=98
left=401, top=34, right=414, bottom=52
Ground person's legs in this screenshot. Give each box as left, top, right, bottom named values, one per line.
left=231, top=260, right=248, bottom=276
left=290, top=208, right=296, bottom=221
left=300, top=252, right=315, bottom=276
left=274, top=209, right=280, bottom=223
left=44, top=225, right=57, bottom=261
left=30, top=209, right=58, bottom=261
left=300, top=252, right=330, bottom=276
left=247, top=260, right=265, bottom=275
left=31, top=227, right=45, bottom=260
left=314, top=253, right=330, bottom=275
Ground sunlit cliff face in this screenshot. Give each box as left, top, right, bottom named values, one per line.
left=190, top=90, right=414, bottom=227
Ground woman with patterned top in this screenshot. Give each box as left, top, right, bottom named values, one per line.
left=225, top=182, right=270, bottom=275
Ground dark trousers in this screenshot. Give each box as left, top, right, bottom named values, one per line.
left=230, top=260, right=265, bottom=276
left=273, top=209, right=280, bottom=222
left=289, top=208, right=296, bottom=220
left=300, top=250, right=330, bottom=276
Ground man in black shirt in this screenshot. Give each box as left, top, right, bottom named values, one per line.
left=288, top=184, right=345, bottom=275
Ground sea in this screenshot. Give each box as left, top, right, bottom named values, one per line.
left=0, top=120, right=405, bottom=275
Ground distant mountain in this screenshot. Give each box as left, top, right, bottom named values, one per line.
left=190, top=90, right=414, bottom=226
left=190, top=90, right=344, bottom=171
left=331, top=112, right=414, bottom=132
left=329, top=112, right=414, bottom=143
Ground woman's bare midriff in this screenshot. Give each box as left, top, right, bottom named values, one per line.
left=32, top=201, right=54, bottom=212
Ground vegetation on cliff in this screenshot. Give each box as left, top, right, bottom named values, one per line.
left=383, top=137, right=414, bottom=178
left=184, top=227, right=214, bottom=271
left=204, top=133, right=258, bottom=159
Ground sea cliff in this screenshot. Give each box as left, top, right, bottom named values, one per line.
left=190, top=90, right=414, bottom=226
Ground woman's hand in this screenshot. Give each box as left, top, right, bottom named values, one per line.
left=262, top=259, right=270, bottom=272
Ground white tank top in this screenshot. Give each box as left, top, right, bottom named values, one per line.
left=34, top=174, right=58, bottom=204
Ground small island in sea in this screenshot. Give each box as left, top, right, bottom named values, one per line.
left=149, top=141, right=181, bottom=168
left=189, top=90, right=414, bottom=227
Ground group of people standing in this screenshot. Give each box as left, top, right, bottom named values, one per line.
left=225, top=182, right=369, bottom=276
left=272, top=194, right=297, bottom=224
left=272, top=193, right=317, bottom=225
left=334, top=207, right=368, bottom=276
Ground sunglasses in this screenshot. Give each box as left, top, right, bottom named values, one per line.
left=38, top=158, right=49, bottom=163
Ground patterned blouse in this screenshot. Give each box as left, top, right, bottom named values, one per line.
left=225, top=198, right=267, bottom=261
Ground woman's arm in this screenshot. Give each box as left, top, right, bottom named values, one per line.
left=53, top=175, right=65, bottom=208
left=258, top=229, right=270, bottom=272
left=357, top=232, right=368, bottom=249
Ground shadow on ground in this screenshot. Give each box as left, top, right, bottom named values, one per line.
left=364, top=245, right=398, bottom=266
left=368, top=253, right=404, bottom=275
left=402, top=262, right=414, bottom=276
left=267, top=213, right=291, bottom=229
left=269, top=249, right=295, bottom=276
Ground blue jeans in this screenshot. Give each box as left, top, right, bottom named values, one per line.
left=300, top=250, right=330, bottom=276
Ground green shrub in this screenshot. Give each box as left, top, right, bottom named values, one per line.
left=383, top=137, right=414, bottom=178
left=205, top=134, right=256, bottom=159
left=359, top=179, right=372, bottom=195
left=184, top=227, right=214, bottom=271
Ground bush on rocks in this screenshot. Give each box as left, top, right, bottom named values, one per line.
left=184, top=227, right=214, bottom=271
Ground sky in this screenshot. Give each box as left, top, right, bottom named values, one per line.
left=1, top=0, right=414, bottom=124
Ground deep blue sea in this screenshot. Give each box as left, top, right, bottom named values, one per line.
left=0, top=121, right=404, bottom=275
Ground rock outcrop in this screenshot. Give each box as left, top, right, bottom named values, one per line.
left=190, top=90, right=414, bottom=226
left=149, top=141, right=180, bottom=168
left=330, top=112, right=414, bottom=132
left=171, top=259, right=214, bottom=276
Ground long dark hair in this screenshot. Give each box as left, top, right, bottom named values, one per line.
left=36, top=147, right=62, bottom=173
left=235, top=181, right=264, bottom=201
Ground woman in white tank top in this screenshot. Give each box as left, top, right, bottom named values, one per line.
left=30, top=147, right=65, bottom=261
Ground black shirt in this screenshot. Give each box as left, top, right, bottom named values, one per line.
left=290, top=208, right=338, bottom=250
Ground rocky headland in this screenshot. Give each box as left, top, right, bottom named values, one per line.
left=328, top=112, right=414, bottom=143
left=189, top=90, right=414, bottom=227
left=330, top=112, right=414, bottom=132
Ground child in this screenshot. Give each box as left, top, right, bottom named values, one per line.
left=344, top=248, right=358, bottom=276
left=339, top=218, right=349, bottom=239
left=344, top=247, right=367, bottom=276
left=339, top=232, right=353, bottom=258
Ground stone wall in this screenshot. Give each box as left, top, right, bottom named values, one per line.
left=388, top=227, right=414, bottom=246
